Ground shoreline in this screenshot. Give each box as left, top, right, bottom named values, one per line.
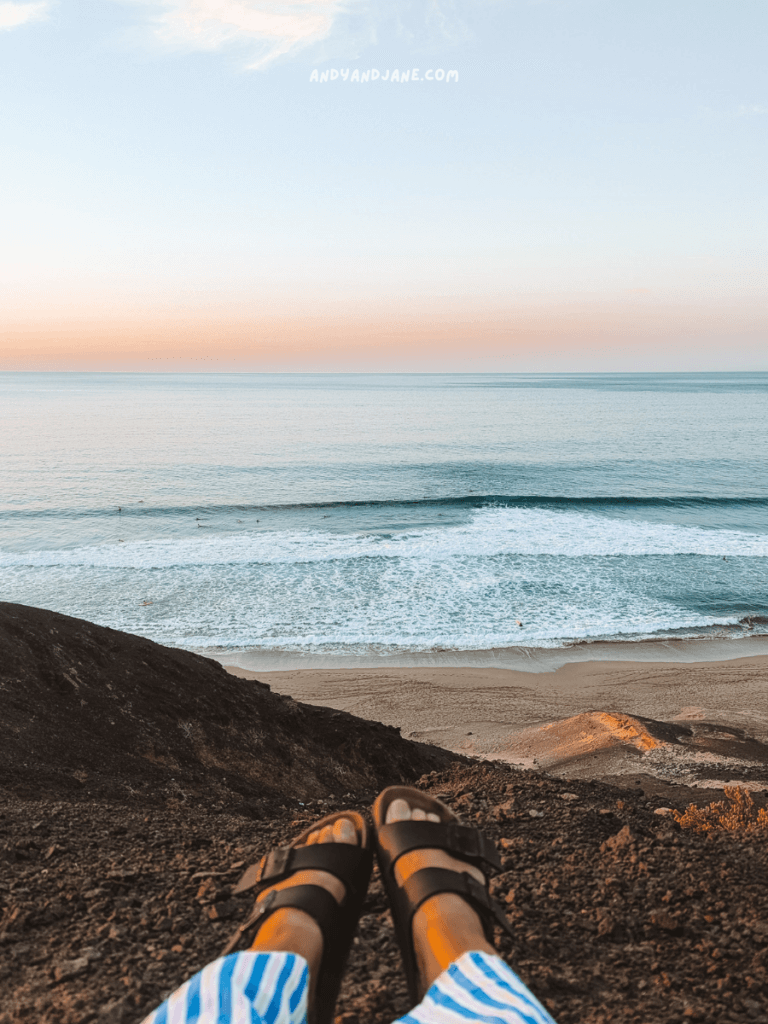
left=210, top=632, right=768, bottom=674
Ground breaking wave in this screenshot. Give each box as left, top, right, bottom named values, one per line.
left=3, top=505, right=767, bottom=568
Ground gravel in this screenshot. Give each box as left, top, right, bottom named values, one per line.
left=2, top=762, right=767, bottom=1024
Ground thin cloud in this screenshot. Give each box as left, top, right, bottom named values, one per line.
left=133, top=0, right=357, bottom=68
left=0, top=0, right=50, bottom=30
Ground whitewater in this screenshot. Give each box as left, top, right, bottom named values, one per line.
left=1, top=372, right=767, bottom=660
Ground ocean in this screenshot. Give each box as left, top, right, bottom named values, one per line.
left=1, top=371, right=767, bottom=668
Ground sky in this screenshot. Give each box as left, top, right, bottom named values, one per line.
left=1, top=0, right=766, bottom=370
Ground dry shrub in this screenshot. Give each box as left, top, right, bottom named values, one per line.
left=674, top=786, right=768, bottom=833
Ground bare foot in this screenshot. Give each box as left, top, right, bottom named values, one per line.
left=385, top=798, right=496, bottom=992
left=248, top=816, right=358, bottom=1000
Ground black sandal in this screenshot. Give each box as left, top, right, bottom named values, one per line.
left=222, top=811, right=373, bottom=1024
left=371, top=785, right=513, bottom=1005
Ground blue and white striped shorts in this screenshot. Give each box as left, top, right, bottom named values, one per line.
left=141, top=949, right=557, bottom=1024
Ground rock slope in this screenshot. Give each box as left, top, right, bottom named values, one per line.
left=0, top=602, right=455, bottom=810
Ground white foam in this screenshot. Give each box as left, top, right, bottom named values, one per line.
left=4, top=505, right=766, bottom=651
left=2, top=506, right=767, bottom=568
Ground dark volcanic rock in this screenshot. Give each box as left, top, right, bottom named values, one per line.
left=0, top=602, right=456, bottom=808
left=1, top=764, right=768, bottom=1024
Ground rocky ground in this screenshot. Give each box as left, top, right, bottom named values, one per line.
left=2, top=604, right=768, bottom=1024
left=0, top=603, right=454, bottom=809
left=2, top=762, right=768, bottom=1024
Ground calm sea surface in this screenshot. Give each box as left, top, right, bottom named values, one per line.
left=1, top=372, right=767, bottom=660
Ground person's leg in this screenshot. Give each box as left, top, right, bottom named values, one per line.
left=141, top=816, right=360, bottom=1024
left=246, top=816, right=354, bottom=1001
left=398, top=950, right=557, bottom=1024
left=384, top=797, right=495, bottom=988
left=141, top=950, right=308, bottom=1024
left=385, top=797, right=557, bottom=1024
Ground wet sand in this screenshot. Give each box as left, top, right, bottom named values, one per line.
left=226, top=655, right=768, bottom=791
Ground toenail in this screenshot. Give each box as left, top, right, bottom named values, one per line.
left=387, top=798, right=411, bottom=824
left=333, top=818, right=356, bottom=844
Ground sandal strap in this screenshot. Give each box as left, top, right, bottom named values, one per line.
left=376, top=821, right=502, bottom=876
left=233, top=843, right=370, bottom=896
left=221, top=884, right=342, bottom=957
left=400, top=867, right=514, bottom=939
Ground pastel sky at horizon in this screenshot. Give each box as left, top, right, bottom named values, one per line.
left=1, top=0, right=766, bottom=370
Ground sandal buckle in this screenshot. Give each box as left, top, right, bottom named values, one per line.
left=221, top=890, right=277, bottom=956
left=447, top=825, right=482, bottom=860
left=258, top=846, right=291, bottom=882
left=447, top=825, right=501, bottom=873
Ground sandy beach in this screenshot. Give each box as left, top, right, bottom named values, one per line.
left=226, top=655, right=768, bottom=793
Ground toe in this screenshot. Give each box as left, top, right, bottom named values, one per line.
left=411, top=807, right=427, bottom=821
left=318, top=824, right=335, bottom=844
left=427, top=812, right=441, bottom=823
left=333, top=817, right=358, bottom=845
left=305, top=830, right=320, bottom=845
left=386, top=798, right=412, bottom=824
